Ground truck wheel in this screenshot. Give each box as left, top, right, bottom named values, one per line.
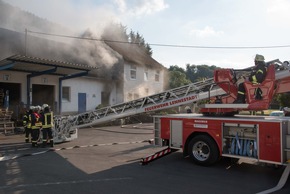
left=188, top=135, right=219, bottom=166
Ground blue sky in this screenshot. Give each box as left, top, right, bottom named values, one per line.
left=3, top=0, right=290, bottom=69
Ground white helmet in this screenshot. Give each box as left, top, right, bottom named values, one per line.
left=283, top=107, right=290, bottom=112
left=29, top=106, right=35, bottom=110
left=42, top=104, right=49, bottom=109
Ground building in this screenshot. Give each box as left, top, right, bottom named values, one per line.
left=105, top=41, right=165, bottom=103
left=0, top=2, right=167, bottom=118
left=0, top=30, right=166, bottom=117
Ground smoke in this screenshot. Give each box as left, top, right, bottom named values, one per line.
left=0, top=0, right=166, bottom=97
left=0, top=0, right=127, bottom=80
left=0, top=1, right=71, bottom=35
left=75, top=29, right=121, bottom=67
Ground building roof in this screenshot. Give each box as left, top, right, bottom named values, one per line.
left=105, top=41, right=165, bottom=70
left=0, top=54, right=96, bottom=76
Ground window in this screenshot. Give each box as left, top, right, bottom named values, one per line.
left=62, top=86, right=70, bottom=101
left=155, top=70, right=160, bottom=82
left=130, top=65, right=137, bottom=79
left=130, top=65, right=137, bottom=80
left=144, top=68, right=148, bottom=81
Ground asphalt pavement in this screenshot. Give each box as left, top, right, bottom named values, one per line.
left=0, top=123, right=289, bottom=194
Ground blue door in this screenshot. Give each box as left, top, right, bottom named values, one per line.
left=78, top=93, right=86, bottom=113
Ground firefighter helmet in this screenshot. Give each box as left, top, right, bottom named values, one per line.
left=283, top=107, right=290, bottom=112
left=29, top=106, right=35, bottom=110
left=42, top=104, right=49, bottom=109
left=254, top=54, right=265, bottom=62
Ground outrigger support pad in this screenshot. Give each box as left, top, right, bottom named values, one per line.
left=141, top=147, right=179, bottom=165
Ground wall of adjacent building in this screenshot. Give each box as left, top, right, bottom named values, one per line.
left=0, top=70, right=117, bottom=115
left=123, top=62, right=164, bottom=102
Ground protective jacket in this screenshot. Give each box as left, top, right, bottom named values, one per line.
left=31, top=112, right=42, bottom=129
left=249, top=63, right=267, bottom=84
left=42, top=111, right=53, bottom=128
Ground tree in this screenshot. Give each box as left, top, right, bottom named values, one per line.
left=168, top=65, right=186, bottom=74
left=102, top=22, right=129, bottom=42
left=128, top=29, right=153, bottom=56
left=275, top=93, right=290, bottom=108
left=168, top=65, right=191, bottom=89
left=186, top=64, right=218, bottom=83
left=103, top=23, right=153, bottom=56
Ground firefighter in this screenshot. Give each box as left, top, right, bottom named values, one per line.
left=185, top=106, right=192, bottom=113
left=23, top=107, right=32, bottom=143
left=41, top=104, right=54, bottom=147
left=283, top=107, right=290, bottom=116
left=31, top=106, right=42, bottom=147
left=234, top=54, right=267, bottom=103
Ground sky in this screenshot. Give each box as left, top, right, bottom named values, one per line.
left=3, top=0, right=290, bottom=69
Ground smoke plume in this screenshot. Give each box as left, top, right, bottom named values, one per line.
left=0, top=0, right=125, bottom=80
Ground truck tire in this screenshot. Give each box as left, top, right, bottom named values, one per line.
left=188, top=135, right=219, bottom=166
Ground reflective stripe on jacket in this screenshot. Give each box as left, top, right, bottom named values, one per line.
left=42, top=112, right=53, bottom=128
left=31, top=112, right=42, bottom=129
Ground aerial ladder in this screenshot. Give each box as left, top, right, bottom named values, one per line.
left=53, top=59, right=290, bottom=143
left=53, top=77, right=226, bottom=142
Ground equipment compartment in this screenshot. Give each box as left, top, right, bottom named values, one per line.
left=222, top=123, right=258, bottom=158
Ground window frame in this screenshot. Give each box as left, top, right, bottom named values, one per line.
left=144, top=68, right=148, bottom=81
left=62, top=86, right=71, bottom=102
left=130, top=65, right=137, bottom=80
left=155, top=70, right=160, bottom=82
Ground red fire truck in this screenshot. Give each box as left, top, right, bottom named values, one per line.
left=142, top=59, right=290, bottom=193
left=152, top=61, right=290, bottom=166
left=153, top=114, right=289, bottom=166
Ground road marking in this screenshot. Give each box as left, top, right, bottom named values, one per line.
left=0, top=177, right=132, bottom=189
left=0, top=139, right=154, bottom=162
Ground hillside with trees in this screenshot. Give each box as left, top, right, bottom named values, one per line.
left=168, top=64, right=218, bottom=89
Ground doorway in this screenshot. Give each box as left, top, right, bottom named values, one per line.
left=32, top=84, right=55, bottom=111
left=78, top=93, right=86, bottom=113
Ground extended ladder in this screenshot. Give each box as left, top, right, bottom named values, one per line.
left=53, top=78, right=226, bottom=142
left=53, top=59, right=290, bottom=143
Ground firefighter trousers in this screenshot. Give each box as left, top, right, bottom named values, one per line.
left=24, top=127, right=32, bottom=143
left=31, top=128, right=40, bottom=147
left=42, top=128, right=53, bottom=147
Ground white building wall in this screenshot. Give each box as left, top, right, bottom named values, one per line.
left=123, top=63, right=164, bottom=101
left=0, top=70, right=117, bottom=114
left=62, top=77, right=117, bottom=113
